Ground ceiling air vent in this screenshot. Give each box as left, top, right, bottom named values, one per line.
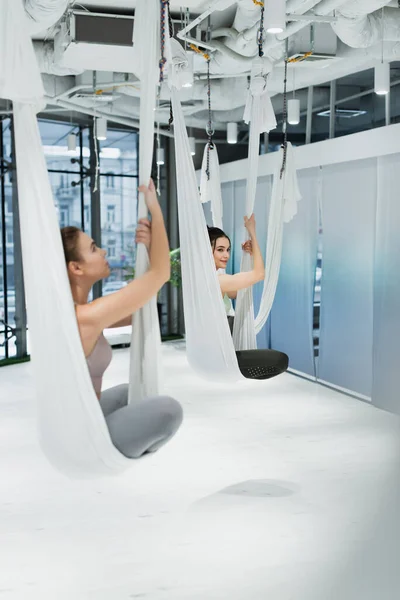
left=317, top=109, right=367, bottom=119
left=71, top=10, right=134, bottom=46
left=54, top=10, right=136, bottom=73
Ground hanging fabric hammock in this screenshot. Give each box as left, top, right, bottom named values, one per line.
left=128, top=1, right=162, bottom=404
left=199, top=57, right=301, bottom=353
left=164, top=31, right=238, bottom=382
left=171, top=87, right=241, bottom=383
left=254, top=142, right=301, bottom=335
left=232, top=58, right=277, bottom=351
left=167, top=40, right=293, bottom=382
left=0, top=0, right=161, bottom=477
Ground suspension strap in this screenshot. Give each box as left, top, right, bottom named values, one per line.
left=159, top=0, right=174, bottom=129
left=159, top=0, right=169, bottom=84
left=257, top=4, right=265, bottom=57
left=280, top=53, right=288, bottom=180
left=168, top=102, right=174, bottom=130
left=205, top=57, right=214, bottom=180
left=167, top=1, right=174, bottom=129
left=167, top=1, right=174, bottom=38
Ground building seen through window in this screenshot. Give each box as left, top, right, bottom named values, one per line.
left=39, top=122, right=138, bottom=296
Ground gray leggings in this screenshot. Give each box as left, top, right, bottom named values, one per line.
left=99, top=384, right=183, bottom=459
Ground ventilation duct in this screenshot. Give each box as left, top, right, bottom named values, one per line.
left=333, top=2, right=400, bottom=48
left=24, top=0, right=69, bottom=34
left=286, top=0, right=322, bottom=13
left=336, top=0, right=393, bottom=19
left=41, top=73, right=75, bottom=97
left=232, top=0, right=263, bottom=32
left=33, top=41, right=84, bottom=75
left=288, top=22, right=338, bottom=60
left=118, top=76, right=250, bottom=115
left=32, top=0, right=400, bottom=131
left=335, top=37, right=400, bottom=62
left=271, top=87, right=330, bottom=115
left=262, top=0, right=348, bottom=51
left=209, top=4, right=338, bottom=75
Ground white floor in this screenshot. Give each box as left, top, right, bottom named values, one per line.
left=0, top=343, right=399, bottom=600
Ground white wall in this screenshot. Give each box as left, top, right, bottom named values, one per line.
left=212, top=122, right=400, bottom=182
left=202, top=123, right=400, bottom=411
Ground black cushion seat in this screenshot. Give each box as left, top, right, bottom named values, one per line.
left=235, top=349, right=289, bottom=380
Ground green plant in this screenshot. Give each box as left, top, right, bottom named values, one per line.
left=124, top=247, right=181, bottom=290
left=123, top=243, right=136, bottom=282
left=169, top=248, right=182, bottom=289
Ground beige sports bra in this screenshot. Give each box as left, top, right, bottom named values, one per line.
left=86, top=333, right=113, bottom=398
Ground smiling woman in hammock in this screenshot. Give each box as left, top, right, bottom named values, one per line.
left=207, top=215, right=289, bottom=379
left=60, top=179, right=183, bottom=459
left=207, top=214, right=265, bottom=331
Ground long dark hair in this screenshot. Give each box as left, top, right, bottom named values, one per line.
left=60, top=226, right=81, bottom=264
left=207, top=226, right=231, bottom=250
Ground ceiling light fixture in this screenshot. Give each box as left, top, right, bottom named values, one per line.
left=227, top=122, right=238, bottom=144
left=375, top=62, right=390, bottom=95
left=96, top=117, right=107, bottom=140
left=288, top=99, right=300, bottom=125
left=375, top=7, right=389, bottom=96
left=156, top=147, right=165, bottom=165
left=67, top=133, right=77, bottom=153
left=265, top=0, right=286, bottom=34
left=317, top=109, right=367, bottom=118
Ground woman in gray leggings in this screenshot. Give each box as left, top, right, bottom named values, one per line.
left=100, top=384, right=182, bottom=458
left=60, top=179, right=183, bottom=458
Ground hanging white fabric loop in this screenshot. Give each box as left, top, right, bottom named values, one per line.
left=14, top=103, right=129, bottom=477
left=0, top=0, right=45, bottom=108
left=128, top=0, right=162, bottom=403
left=165, top=38, right=191, bottom=89
left=233, top=57, right=277, bottom=351
left=0, top=0, right=163, bottom=476
left=199, top=143, right=224, bottom=230
left=254, top=143, right=302, bottom=335
left=170, top=88, right=242, bottom=382
left=243, top=57, right=276, bottom=135
left=0, top=0, right=132, bottom=476
left=234, top=144, right=301, bottom=346
left=166, top=35, right=299, bottom=381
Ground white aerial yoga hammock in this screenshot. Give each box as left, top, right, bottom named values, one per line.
left=199, top=56, right=301, bottom=352
left=0, top=0, right=161, bottom=477
left=232, top=58, right=277, bottom=351
left=169, top=47, right=300, bottom=380
left=171, top=88, right=242, bottom=383
left=164, top=33, right=239, bottom=382
left=128, top=1, right=162, bottom=403
left=253, top=142, right=301, bottom=337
